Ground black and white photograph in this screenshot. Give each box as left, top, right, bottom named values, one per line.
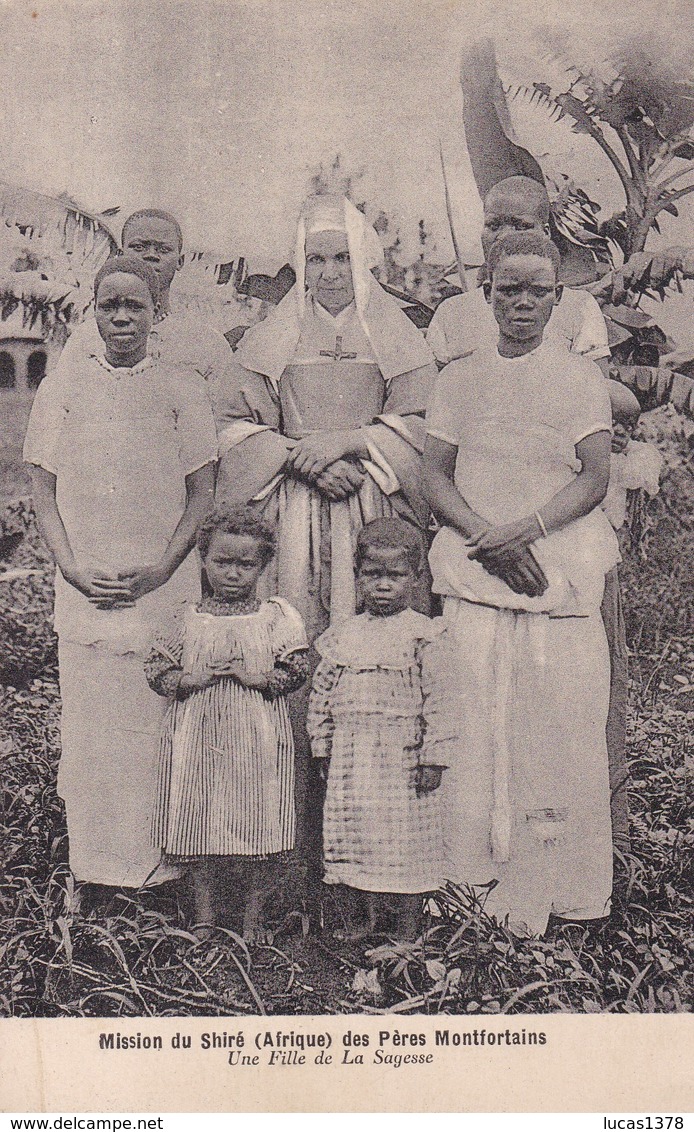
left=0, top=0, right=692, bottom=1056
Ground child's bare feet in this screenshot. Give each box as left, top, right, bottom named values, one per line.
left=192, top=923, right=215, bottom=943
left=333, top=922, right=376, bottom=943
left=242, top=887, right=272, bottom=945
left=393, top=894, right=422, bottom=943
left=243, top=926, right=274, bottom=945
left=333, top=892, right=379, bottom=942
left=191, top=861, right=216, bottom=927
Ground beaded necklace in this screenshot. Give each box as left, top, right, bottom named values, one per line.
left=200, top=595, right=261, bottom=617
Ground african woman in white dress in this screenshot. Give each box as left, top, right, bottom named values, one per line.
left=424, top=233, right=619, bottom=936
left=23, top=255, right=217, bottom=893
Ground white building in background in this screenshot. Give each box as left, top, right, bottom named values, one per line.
left=0, top=181, right=118, bottom=397
left=0, top=310, right=64, bottom=396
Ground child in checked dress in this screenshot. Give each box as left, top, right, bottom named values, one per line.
left=307, top=518, right=448, bottom=942
left=145, top=506, right=309, bottom=941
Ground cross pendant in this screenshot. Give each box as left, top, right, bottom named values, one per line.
left=319, top=335, right=357, bottom=362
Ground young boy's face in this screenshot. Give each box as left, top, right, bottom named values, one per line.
left=357, top=545, right=418, bottom=617
left=95, top=272, right=154, bottom=365
left=611, top=416, right=635, bottom=454
left=486, top=254, right=559, bottom=347
left=203, top=532, right=267, bottom=603
left=481, top=193, right=546, bottom=260
left=121, top=216, right=183, bottom=291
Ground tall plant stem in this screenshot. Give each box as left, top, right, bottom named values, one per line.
left=615, top=126, right=648, bottom=199
left=655, top=162, right=694, bottom=194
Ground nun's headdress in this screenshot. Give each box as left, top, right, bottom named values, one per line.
left=235, top=194, right=434, bottom=385
left=294, top=194, right=384, bottom=321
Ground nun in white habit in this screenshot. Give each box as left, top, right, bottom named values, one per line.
left=214, top=193, right=437, bottom=643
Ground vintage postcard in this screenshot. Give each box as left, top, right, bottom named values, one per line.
left=0, top=0, right=692, bottom=1114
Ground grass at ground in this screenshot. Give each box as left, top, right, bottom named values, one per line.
left=1, top=406, right=692, bottom=1017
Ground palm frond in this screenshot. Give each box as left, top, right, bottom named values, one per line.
left=0, top=182, right=121, bottom=339
left=0, top=183, right=117, bottom=253
left=549, top=182, right=613, bottom=265
left=503, top=80, right=570, bottom=124
left=502, top=78, right=611, bottom=140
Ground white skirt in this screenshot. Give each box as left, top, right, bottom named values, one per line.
left=58, top=641, right=178, bottom=887
left=440, top=598, right=613, bottom=936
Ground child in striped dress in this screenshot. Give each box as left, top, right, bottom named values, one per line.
left=308, top=518, right=448, bottom=943
left=145, top=506, right=309, bottom=942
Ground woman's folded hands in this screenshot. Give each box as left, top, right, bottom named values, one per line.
left=467, top=516, right=548, bottom=598
left=65, top=564, right=168, bottom=607
left=64, top=567, right=135, bottom=609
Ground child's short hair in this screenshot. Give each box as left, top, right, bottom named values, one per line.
left=485, top=176, right=551, bottom=225
left=197, top=504, right=276, bottom=566
left=94, top=254, right=161, bottom=305
left=487, top=232, right=561, bottom=279
left=607, top=379, right=641, bottom=426
left=355, top=517, right=425, bottom=573
left=121, top=209, right=184, bottom=253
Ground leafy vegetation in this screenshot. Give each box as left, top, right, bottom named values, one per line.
left=1, top=406, right=691, bottom=1018
left=0, top=196, right=116, bottom=342
left=0, top=498, right=56, bottom=687
left=307, top=154, right=460, bottom=314
left=501, top=32, right=694, bottom=260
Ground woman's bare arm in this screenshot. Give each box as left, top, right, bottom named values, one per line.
left=468, top=431, right=612, bottom=563
left=539, top=430, right=611, bottom=533
left=122, top=462, right=215, bottom=600
left=30, top=466, right=132, bottom=604
left=30, top=465, right=76, bottom=581
left=422, top=435, right=488, bottom=540
left=423, top=435, right=549, bottom=597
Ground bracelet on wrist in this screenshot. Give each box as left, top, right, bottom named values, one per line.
left=534, top=511, right=548, bottom=539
